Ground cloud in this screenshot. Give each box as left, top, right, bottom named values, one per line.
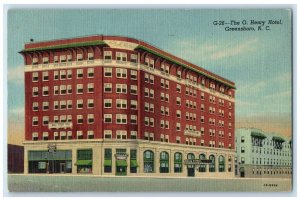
left=8, top=64, right=24, bottom=85
left=211, top=38, right=259, bottom=60
left=237, top=80, right=267, bottom=95
left=8, top=106, right=25, bottom=122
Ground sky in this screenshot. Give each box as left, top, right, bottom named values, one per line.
left=7, top=8, right=292, bottom=145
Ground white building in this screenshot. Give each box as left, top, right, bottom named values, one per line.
left=235, top=128, right=292, bottom=178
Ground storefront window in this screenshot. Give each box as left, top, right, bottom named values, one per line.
left=219, top=155, right=225, bottom=172
left=199, top=154, right=206, bottom=172
left=144, top=150, right=154, bottom=173
left=130, top=149, right=138, bottom=173
left=209, top=155, right=215, bottom=172
left=104, top=148, right=112, bottom=173
left=77, top=149, right=93, bottom=173
left=160, top=151, right=169, bottom=173
left=174, top=152, right=182, bottom=173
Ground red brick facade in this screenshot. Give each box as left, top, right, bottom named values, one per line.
left=20, top=35, right=235, bottom=149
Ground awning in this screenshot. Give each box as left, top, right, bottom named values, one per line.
left=116, top=160, right=127, bottom=167
left=104, top=159, right=112, bottom=166
left=251, top=132, right=266, bottom=139
left=76, top=160, right=92, bottom=166
left=130, top=160, right=138, bottom=167
left=273, top=136, right=285, bottom=142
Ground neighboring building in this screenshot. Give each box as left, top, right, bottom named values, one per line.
left=19, top=35, right=236, bottom=177
left=235, top=128, right=292, bottom=178
left=8, top=144, right=24, bottom=173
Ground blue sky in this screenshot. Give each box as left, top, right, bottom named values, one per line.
left=7, top=8, right=292, bottom=143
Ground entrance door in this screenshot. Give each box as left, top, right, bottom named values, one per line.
left=240, top=167, right=245, bottom=178
left=187, top=167, right=195, bottom=177
left=60, top=163, right=65, bottom=173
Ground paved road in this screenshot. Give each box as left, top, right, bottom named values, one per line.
left=7, top=174, right=292, bottom=192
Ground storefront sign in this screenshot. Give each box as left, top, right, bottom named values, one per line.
left=48, top=143, right=57, bottom=153
left=184, top=159, right=212, bottom=165
left=115, top=153, right=128, bottom=160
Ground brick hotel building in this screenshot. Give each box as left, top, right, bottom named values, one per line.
left=20, top=35, right=236, bottom=177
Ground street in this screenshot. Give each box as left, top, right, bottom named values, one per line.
left=7, top=174, right=292, bottom=192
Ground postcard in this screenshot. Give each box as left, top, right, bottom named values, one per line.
left=6, top=7, right=293, bottom=192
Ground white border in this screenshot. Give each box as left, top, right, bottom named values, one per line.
left=1, top=1, right=298, bottom=200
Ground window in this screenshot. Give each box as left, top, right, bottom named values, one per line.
left=42, top=132, right=49, bottom=140
left=144, top=88, right=149, bottom=97
left=104, top=83, right=112, bottom=93
left=144, top=117, right=149, bottom=126
left=32, top=102, right=38, bottom=111
left=219, top=156, right=225, bottom=172
left=42, top=116, right=49, bottom=125
left=76, top=84, right=83, bottom=94
left=116, top=52, right=127, bottom=62
left=130, top=115, right=137, bottom=124
left=54, top=101, right=59, bottom=110
left=54, top=56, right=59, bottom=63
left=59, top=55, right=66, bottom=63
left=116, top=130, right=127, bottom=139
left=130, top=70, right=137, bottom=80
left=130, top=54, right=137, bottom=63
left=177, top=70, right=181, bottom=78
left=87, top=99, right=94, bottom=108
left=116, top=84, right=127, bottom=94
left=104, top=114, right=112, bottom=123
left=116, top=99, right=127, bottom=109
left=209, top=155, right=216, bottom=172
left=87, top=114, right=94, bottom=124
left=241, top=147, right=245, bottom=153
left=88, top=52, right=94, bottom=60
left=60, top=85, right=67, bottom=94
left=104, top=99, right=112, bottom=108
left=42, top=86, right=49, bottom=96
left=198, top=154, right=206, bottom=172
left=87, top=83, right=94, bottom=93
left=144, top=102, right=149, bottom=111
left=241, top=136, right=245, bottom=143
left=104, top=68, right=112, bottom=77
left=60, top=70, right=66, bottom=80
left=60, top=100, right=66, bottom=109
left=42, top=71, right=49, bottom=81
left=77, top=115, right=83, bottom=124
left=149, top=118, right=154, bottom=127
left=149, top=104, right=154, bottom=112
left=77, top=53, right=83, bottom=61
left=130, top=149, right=137, bottom=173
left=53, top=71, right=59, bottom=80
left=116, top=114, right=127, bottom=124
left=130, top=100, right=137, bottom=110
left=176, top=97, right=181, bottom=105
left=160, top=152, right=169, bottom=173
left=32, top=72, right=38, bottom=82
left=130, top=85, right=137, bottom=95
left=87, top=68, right=94, bottom=78
left=66, top=85, right=72, bottom=94
left=42, top=57, right=49, bottom=64
left=176, top=110, right=181, bottom=118
left=67, top=100, right=72, bottom=109
left=144, top=150, right=154, bottom=173
left=104, top=51, right=112, bottom=60
left=77, top=99, right=83, bottom=109
left=104, top=130, right=112, bottom=139
left=149, top=75, right=154, bottom=84
left=176, top=123, right=181, bottom=131
left=67, top=54, right=72, bottom=62
left=104, top=148, right=112, bottom=173
left=201, top=92, right=205, bottom=100
left=87, top=130, right=94, bottom=139
left=32, top=116, right=38, bottom=126
left=77, top=69, right=83, bottom=79
left=116, top=68, right=127, bottom=78
left=176, top=84, right=181, bottom=93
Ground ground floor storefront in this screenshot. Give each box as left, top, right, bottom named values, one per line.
left=236, top=164, right=292, bottom=178
left=23, top=140, right=235, bottom=177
